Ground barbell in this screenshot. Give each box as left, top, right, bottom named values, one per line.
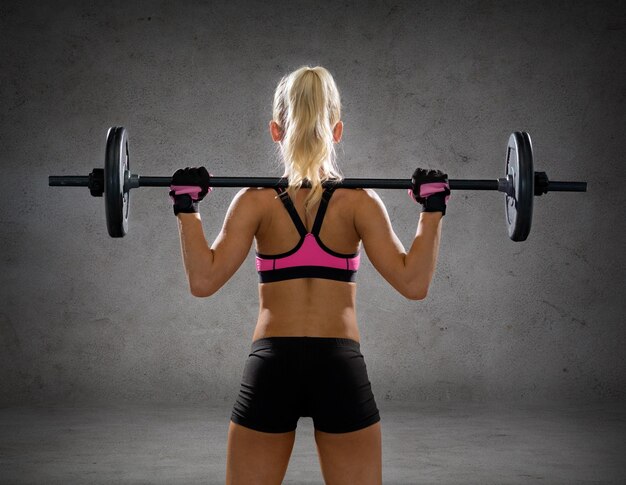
left=48, top=126, right=587, bottom=241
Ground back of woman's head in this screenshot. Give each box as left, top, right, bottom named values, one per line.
left=272, top=65, right=343, bottom=213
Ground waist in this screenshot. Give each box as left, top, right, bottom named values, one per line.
left=254, top=306, right=360, bottom=344
left=250, top=336, right=361, bottom=353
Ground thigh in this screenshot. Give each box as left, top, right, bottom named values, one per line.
left=315, top=421, right=382, bottom=485
left=226, top=420, right=296, bottom=485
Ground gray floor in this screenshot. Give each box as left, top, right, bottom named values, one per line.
left=1, top=401, right=624, bottom=484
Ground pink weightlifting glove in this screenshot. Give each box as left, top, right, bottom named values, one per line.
left=169, top=167, right=212, bottom=215
left=408, top=168, right=451, bottom=215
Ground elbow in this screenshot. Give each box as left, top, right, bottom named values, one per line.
left=189, top=279, right=216, bottom=298
left=404, top=285, right=428, bottom=301
left=190, top=288, right=214, bottom=298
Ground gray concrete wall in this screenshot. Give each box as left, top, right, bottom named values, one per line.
left=1, top=0, right=624, bottom=406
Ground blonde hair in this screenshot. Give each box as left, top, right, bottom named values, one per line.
left=272, top=65, right=343, bottom=213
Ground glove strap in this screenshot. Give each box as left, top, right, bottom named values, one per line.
left=423, top=191, right=449, bottom=215
left=172, top=194, right=199, bottom=215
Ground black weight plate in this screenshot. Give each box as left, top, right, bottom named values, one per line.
left=505, top=132, right=534, bottom=241
left=105, top=126, right=130, bottom=237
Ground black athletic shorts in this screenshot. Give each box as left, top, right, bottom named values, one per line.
left=231, top=336, right=380, bottom=434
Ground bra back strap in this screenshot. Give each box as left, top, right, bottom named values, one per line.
left=311, top=187, right=336, bottom=236
left=274, top=187, right=308, bottom=237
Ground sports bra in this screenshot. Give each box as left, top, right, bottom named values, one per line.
left=255, top=186, right=361, bottom=283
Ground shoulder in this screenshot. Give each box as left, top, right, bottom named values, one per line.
left=351, top=188, right=390, bottom=234
left=332, top=187, right=380, bottom=201
left=224, top=188, right=274, bottom=222
left=327, top=187, right=385, bottom=215
left=350, top=188, right=384, bottom=210
left=357, top=188, right=382, bottom=201
left=232, top=187, right=275, bottom=206
left=334, top=188, right=387, bottom=233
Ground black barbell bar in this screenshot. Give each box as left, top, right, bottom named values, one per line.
left=48, top=175, right=586, bottom=192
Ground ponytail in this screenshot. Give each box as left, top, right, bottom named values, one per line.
left=272, top=66, right=343, bottom=213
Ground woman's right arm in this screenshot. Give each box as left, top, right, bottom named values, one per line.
left=354, top=189, right=443, bottom=300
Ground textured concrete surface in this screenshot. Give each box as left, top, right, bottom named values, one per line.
left=1, top=0, right=625, bottom=407
left=1, top=403, right=625, bottom=484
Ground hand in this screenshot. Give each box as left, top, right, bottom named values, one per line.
left=169, top=167, right=212, bottom=215
left=408, top=168, right=451, bottom=215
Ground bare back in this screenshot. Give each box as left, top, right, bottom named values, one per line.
left=182, top=182, right=438, bottom=333
left=252, top=187, right=362, bottom=342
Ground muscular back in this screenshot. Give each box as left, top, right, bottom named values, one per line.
left=252, top=187, right=362, bottom=341
left=180, top=183, right=436, bottom=336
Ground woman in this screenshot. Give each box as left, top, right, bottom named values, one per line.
left=169, top=66, right=449, bottom=485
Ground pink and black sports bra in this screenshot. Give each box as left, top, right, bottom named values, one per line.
left=255, top=186, right=361, bottom=283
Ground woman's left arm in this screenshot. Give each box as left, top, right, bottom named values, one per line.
left=176, top=188, right=261, bottom=297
